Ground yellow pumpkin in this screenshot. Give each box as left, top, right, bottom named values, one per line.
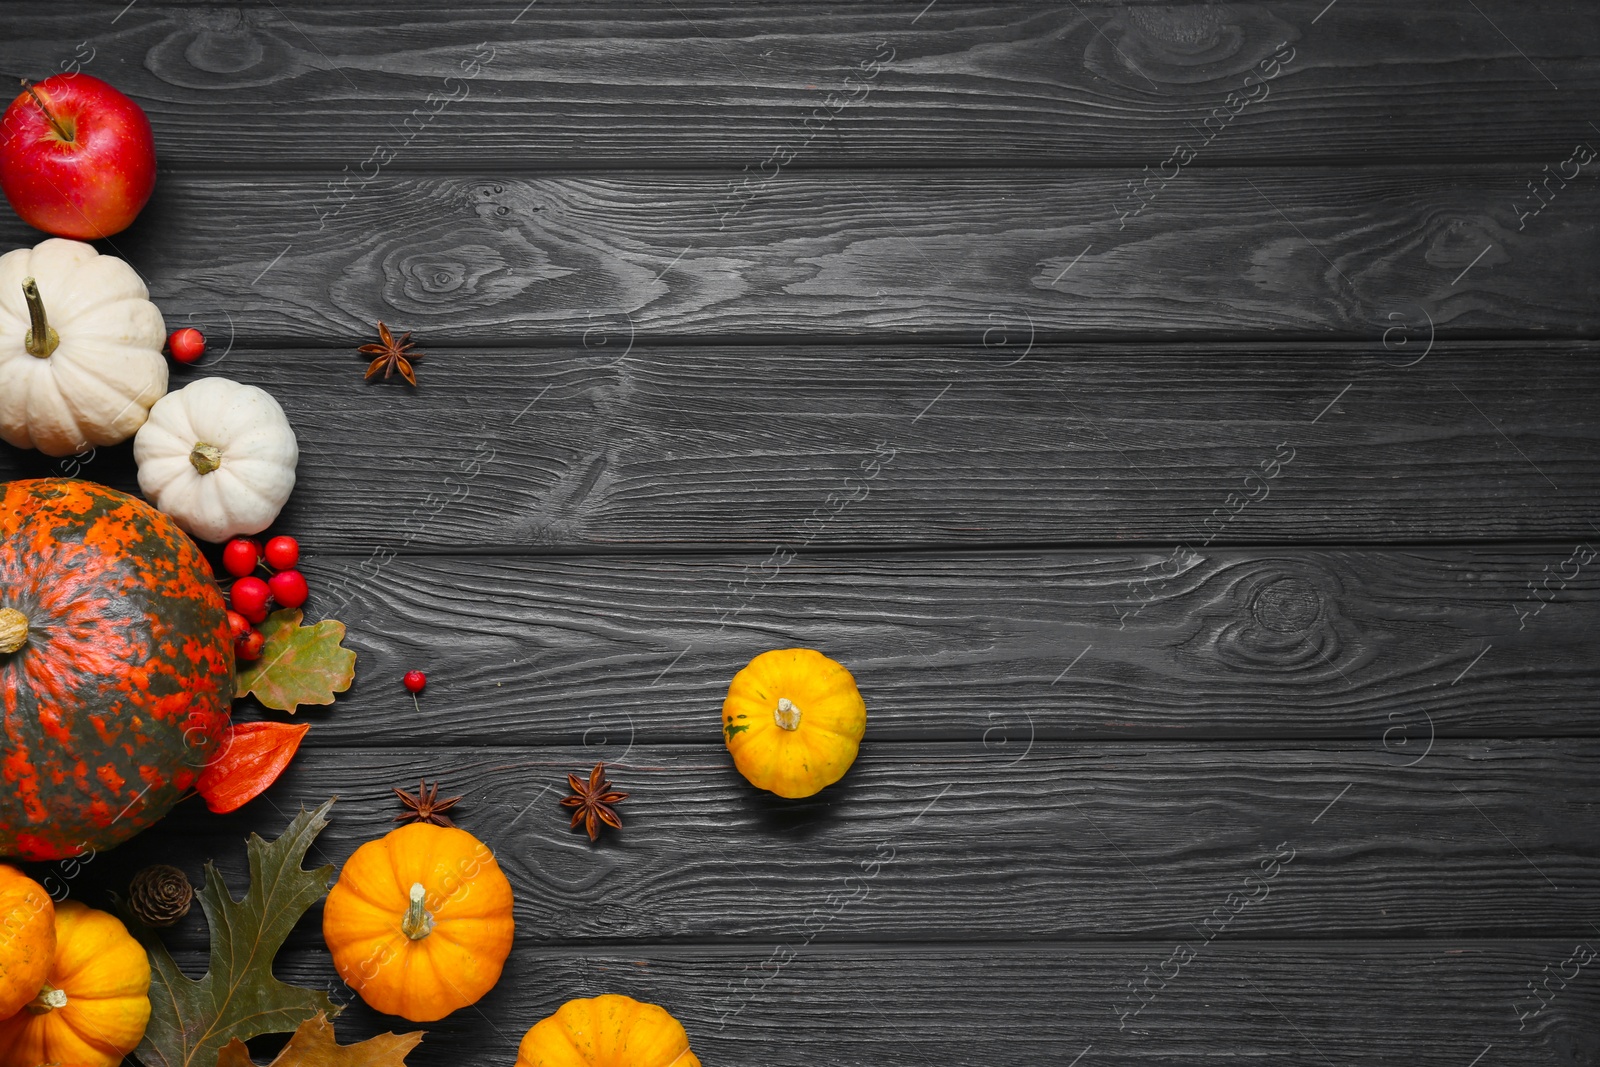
left=722, top=647, right=867, bottom=798
left=514, top=993, right=701, bottom=1067
left=0, top=900, right=151, bottom=1067
left=0, top=865, right=55, bottom=1020
left=322, top=822, right=515, bottom=1022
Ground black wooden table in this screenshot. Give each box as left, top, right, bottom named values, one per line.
left=4, top=3, right=1599, bottom=1064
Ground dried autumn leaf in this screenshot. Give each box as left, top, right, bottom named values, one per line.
left=217, top=1013, right=423, bottom=1067
left=237, top=609, right=357, bottom=712
left=119, top=799, right=341, bottom=1067
left=197, top=720, right=312, bottom=814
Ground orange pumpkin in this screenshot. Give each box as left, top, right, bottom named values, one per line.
left=0, top=864, right=54, bottom=1019
left=0, top=900, right=151, bottom=1067
left=722, top=647, right=867, bottom=798
left=514, top=993, right=701, bottom=1067
left=322, top=823, right=515, bottom=1022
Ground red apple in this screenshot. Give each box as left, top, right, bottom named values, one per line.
left=0, top=74, right=157, bottom=239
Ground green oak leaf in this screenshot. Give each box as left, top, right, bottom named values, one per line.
left=121, top=799, right=341, bottom=1067
left=237, top=609, right=357, bottom=712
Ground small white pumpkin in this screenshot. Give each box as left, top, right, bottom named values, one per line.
left=134, top=377, right=299, bottom=542
left=0, top=238, right=167, bottom=456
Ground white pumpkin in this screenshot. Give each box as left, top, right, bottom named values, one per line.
left=0, top=238, right=167, bottom=456
left=134, top=377, right=299, bottom=542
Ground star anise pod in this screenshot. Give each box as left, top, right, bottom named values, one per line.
left=559, top=762, right=628, bottom=842
left=393, top=779, right=462, bottom=827
left=359, top=321, right=422, bottom=386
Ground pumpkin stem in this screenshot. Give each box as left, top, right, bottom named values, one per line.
left=773, top=697, right=802, bottom=731
left=400, top=882, right=434, bottom=941
left=0, top=608, right=26, bottom=654
left=189, top=443, right=223, bottom=475
left=27, top=984, right=67, bottom=1014
left=21, top=278, right=60, bottom=358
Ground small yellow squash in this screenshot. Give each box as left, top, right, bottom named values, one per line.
left=0, top=900, right=151, bottom=1067
left=722, top=647, right=867, bottom=798
left=322, top=822, right=515, bottom=1022
left=514, top=993, right=701, bottom=1067
left=0, top=864, right=55, bottom=1019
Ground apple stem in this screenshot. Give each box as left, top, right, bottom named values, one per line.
left=18, top=79, right=72, bottom=143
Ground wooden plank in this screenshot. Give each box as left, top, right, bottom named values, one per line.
left=0, top=169, right=1594, bottom=343
left=3, top=344, right=1596, bottom=547
left=153, top=941, right=1596, bottom=1067
left=201, top=545, right=1600, bottom=746
left=37, top=740, right=1599, bottom=947
left=4, top=3, right=1594, bottom=167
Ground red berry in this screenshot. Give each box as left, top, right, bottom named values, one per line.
left=268, top=569, right=308, bottom=609
left=263, top=535, right=300, bottom=570
left=222, top=538, right=260, bottom=578
left=167, top=327, right=206, bottom=364
left=403, top=670, right=427, bottom=694
left=235, top=629, right=266, bottom=661
left=226, top=610, right=251, bottom=641
left=231, top=576, right=270, bottom=621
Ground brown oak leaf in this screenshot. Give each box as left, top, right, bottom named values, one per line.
left=218, top=1013, right=423, bottom=1066
left=236, top=609, right=357, bottom=712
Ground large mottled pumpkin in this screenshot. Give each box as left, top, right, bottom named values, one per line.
left=722, top=647, right=867, bottom=798
left=0, top=864, right=55, bottom=1019
left=515, top=994, right=701, bottom=1067
left=0, top=478, right=234, bottom=860
left=323, top=823, right=515, bottom=1022
left=0, top=900, right=151, bottom=1067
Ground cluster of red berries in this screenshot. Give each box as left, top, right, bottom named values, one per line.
left=222, top=535, right=304, bottom=661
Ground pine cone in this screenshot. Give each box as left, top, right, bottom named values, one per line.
left=129, top=864, right=193, bottom=927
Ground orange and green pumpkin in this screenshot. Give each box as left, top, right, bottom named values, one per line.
left=0, top=478, right=234, bottom=861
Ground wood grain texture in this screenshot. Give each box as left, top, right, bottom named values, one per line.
left=3, top=344, right=1595, bottom=547
left=3, top=3, right=1594, bottom=167
left=40, top=740, right=1599, bottom=947
left=0, top=6, right=1591, bottom=1067
left=194, top=545, right=1600, bottom=746
left=146, top=941, right=1596, bottom=1067
left=0, top=170, right=1593, bottom=343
